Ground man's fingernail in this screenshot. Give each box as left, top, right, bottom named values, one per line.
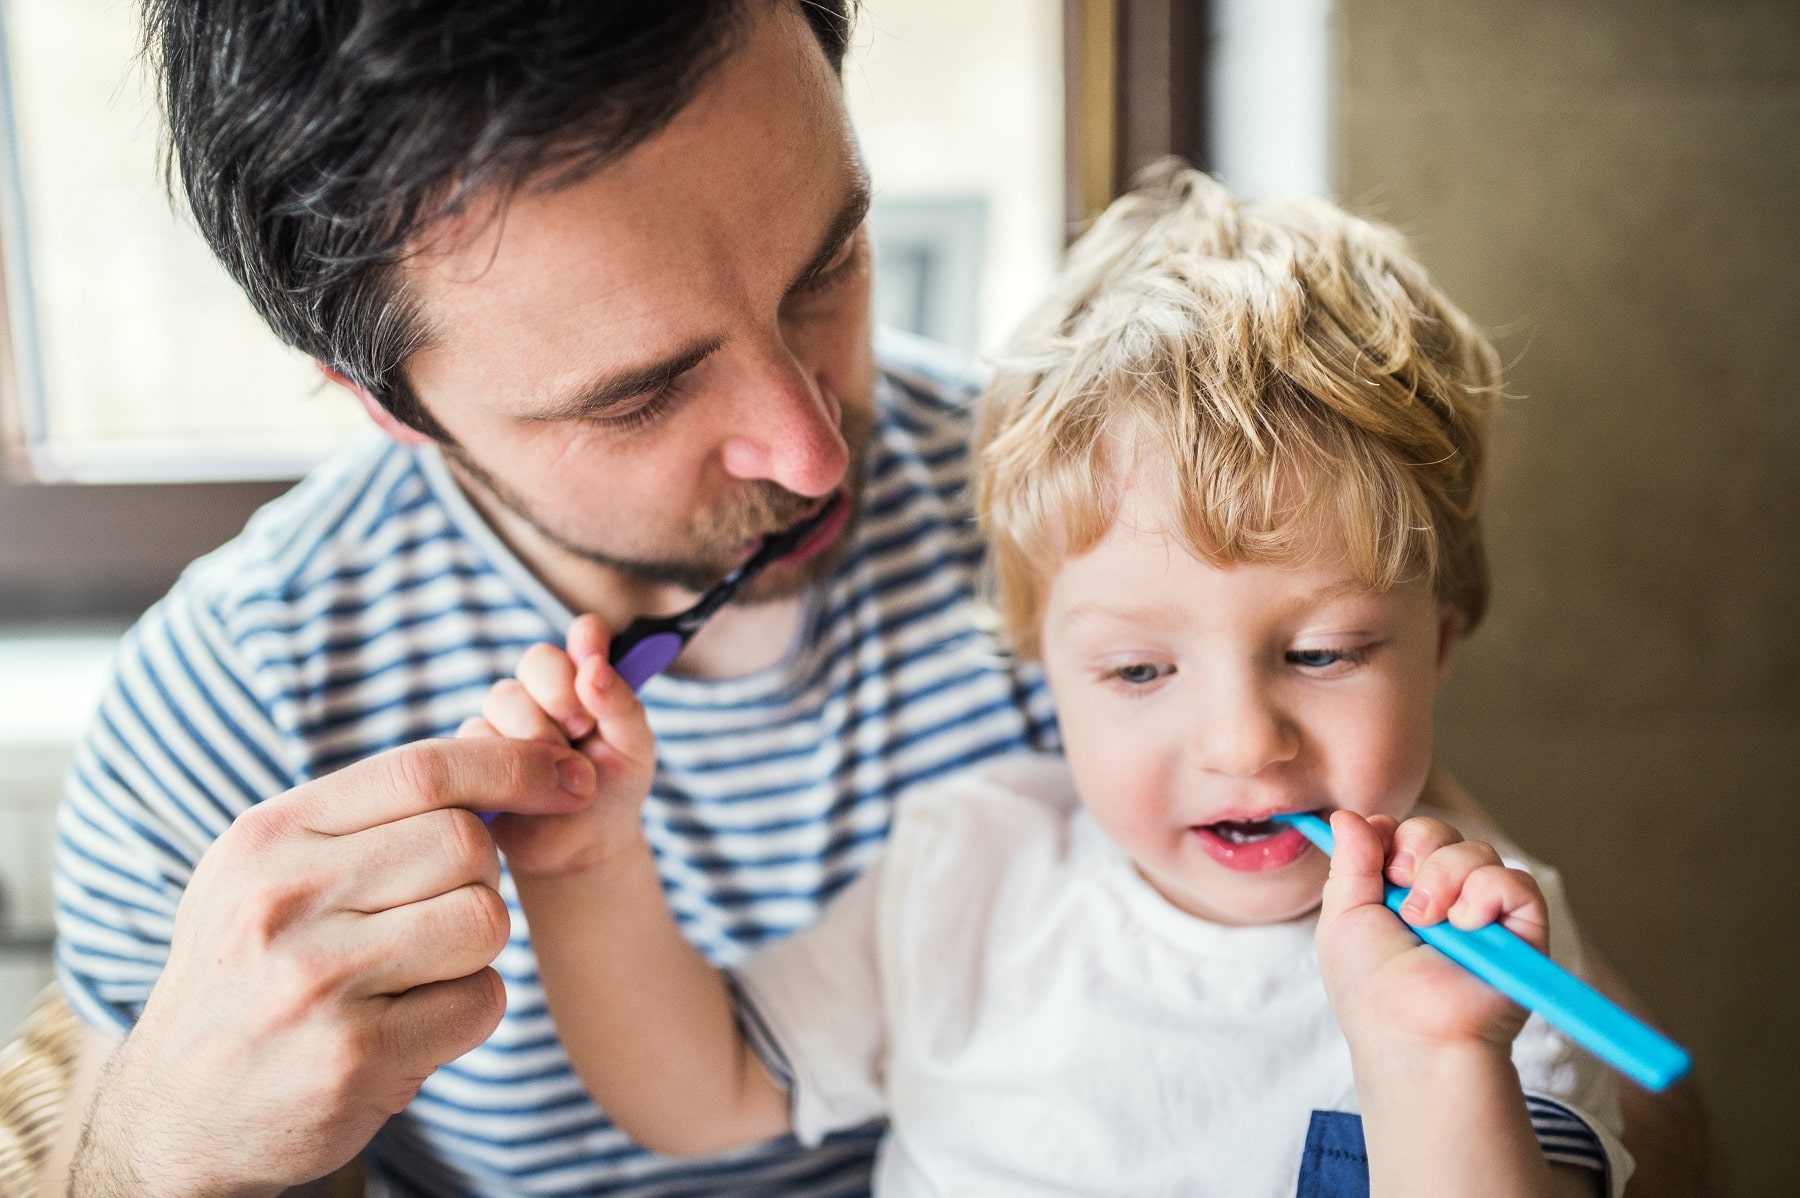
left=556, top=756, right=595, bottom=796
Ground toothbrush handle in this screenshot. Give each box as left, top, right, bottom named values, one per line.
left=1278, top=813, right=1691, bottom=1092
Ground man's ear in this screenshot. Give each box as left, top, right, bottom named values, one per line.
left=316, top=362, right=433, bottom=446
left=1435, top=605, right=1463, bottom=685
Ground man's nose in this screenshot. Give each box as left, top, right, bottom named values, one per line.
left=716, top=344, right=848, bottom=498
left=1185, top=672, right=1300, bottom=779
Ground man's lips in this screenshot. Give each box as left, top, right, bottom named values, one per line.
left=1191, top=811, right=1322, bottom=872
left=761, top=489, right=850, bottom=567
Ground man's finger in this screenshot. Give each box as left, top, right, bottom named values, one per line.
left=331, top=807, right=503, bottom=914
left=349, top=883, right=512, bottom=997
left=377, top=968, right=510, bottom=1081
left=277, top=738, right=595, bottom=837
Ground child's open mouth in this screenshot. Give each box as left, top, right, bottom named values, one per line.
left=1192, top=815, right=1316, bottom=871
left=1205, top=818, right=1282, bottom=844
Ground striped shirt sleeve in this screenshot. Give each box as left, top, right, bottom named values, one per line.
left=1530, top=1094, right=1611, bottom=1178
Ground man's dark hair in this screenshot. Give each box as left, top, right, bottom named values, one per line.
left=142, top=0, right=857, bottom=437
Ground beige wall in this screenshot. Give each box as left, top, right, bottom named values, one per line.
left=1337, top=2, right=1799, bottom=1191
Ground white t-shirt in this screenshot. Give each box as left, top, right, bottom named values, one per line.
left=734, top=754, right=1632, bottom=1198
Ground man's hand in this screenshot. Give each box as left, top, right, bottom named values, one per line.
left=69, top=736, right=599, bottom=1198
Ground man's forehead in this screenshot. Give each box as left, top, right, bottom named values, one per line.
left=396, top=0, right=863, bottom=397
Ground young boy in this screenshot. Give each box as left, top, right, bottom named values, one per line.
left=465, top=165, right=1629, bottom=1196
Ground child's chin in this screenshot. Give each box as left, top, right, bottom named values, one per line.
left=1200, top=868, right=1328, bottom=927
left=1216, top=895, right=1323, bottom=927
left=1166, top=881, right=1324, bottom=927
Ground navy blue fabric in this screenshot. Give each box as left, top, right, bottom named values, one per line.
left=1297, top=1110, right=1370, bottom=1198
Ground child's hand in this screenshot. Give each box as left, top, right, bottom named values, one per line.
left=458, top=614, right=656, bottom=880
left=1315, top=811, right=1549, bottom=1062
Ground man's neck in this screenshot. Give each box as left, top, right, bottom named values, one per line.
left=670, top=597, right=810, bottom=680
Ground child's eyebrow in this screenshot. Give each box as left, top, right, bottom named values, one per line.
left=1285, top=578, right=1385, bottom=610
left=1059, top=600, right=1193, bottom=630
left=1059, top=579, right=1389, bottom=631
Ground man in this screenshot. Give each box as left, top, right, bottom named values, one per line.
left=42, top=1, right=1712, bottom=1195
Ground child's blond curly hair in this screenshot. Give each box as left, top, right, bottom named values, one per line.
left=977, top=162, right=1502, bottom=657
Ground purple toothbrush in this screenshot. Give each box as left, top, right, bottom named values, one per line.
left=480, top=494, right=844, bottom=823
left=605, top=492, right=844, bottom=688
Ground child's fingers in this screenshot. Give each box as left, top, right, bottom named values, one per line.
left=515, top=642, right=595, bottom=740
left=482, top=678, right=574, bottom=746
left=1447, top=864, right=1550, bottom=953
left=1398, top=838, right=1505, bottom=928
left=457, top=716, right=498, bottom=738
left=574, top=655, right=657, bottom=768
left=565, top=613, right=614, bottom=668
left=1319, top=810, right=1391, bottom=922
left=1386, top=815, right=1463, bottom=888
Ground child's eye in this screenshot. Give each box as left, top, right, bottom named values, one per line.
left=1111, top=661, right=1172, bottom=686
left=1286, top=646, right=1370, bottom=671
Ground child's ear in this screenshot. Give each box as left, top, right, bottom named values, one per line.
left=1434, top=605, right=1463, bottom=685
left=316, top=361, right=434, bottom=446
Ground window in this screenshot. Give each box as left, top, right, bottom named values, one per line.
left=0, top=0, right=1210, bottom=619
left=846, top=0, right=1065, bottom=354
left=0, top=0, right=365, bottom=485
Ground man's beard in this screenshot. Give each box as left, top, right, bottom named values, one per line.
left=443, top=405, right=871, bottom=601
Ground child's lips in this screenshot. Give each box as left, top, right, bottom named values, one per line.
left=1190, top=811, right=1321, bottom=872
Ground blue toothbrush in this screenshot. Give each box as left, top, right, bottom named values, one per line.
left=1271, top=811, right=1691, bottom=1092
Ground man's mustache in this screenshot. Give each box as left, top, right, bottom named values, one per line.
left=691, top=484, right=828, bottom=547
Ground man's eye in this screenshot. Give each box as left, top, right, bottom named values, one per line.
left=796, top=236, right=859, bottom=294
left=594, top=383, right=682, bottom=432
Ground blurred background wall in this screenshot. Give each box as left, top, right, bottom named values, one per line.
left=1333, top=2, right=1798, bottom=1191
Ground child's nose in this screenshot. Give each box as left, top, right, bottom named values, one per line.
left=1185, top=679, right=1299, bottom=778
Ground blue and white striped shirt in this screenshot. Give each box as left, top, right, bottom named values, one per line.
left=53, top=332, right=1059, bottom=1197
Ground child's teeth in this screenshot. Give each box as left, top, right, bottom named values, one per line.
left=1211, top=819, right=1277, bottom=844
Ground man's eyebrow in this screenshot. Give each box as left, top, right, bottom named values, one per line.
left=525, top=336, right=726, bottom=423
left=784, top=173, right=873, bottom=297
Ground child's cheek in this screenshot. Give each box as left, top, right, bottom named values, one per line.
left=1334, top=712, right=1435, bottom=822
